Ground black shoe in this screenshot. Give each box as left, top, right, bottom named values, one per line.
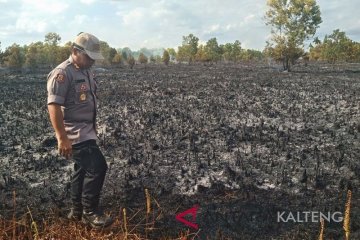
left=82, top=210, right=113, bottom=229
left=67, top=208, right=82, bottom=221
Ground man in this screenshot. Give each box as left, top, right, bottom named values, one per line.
left=47, top=32, right=113, bottom=228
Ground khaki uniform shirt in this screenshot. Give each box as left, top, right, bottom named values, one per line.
left=47, top=56, right=98, bottom=145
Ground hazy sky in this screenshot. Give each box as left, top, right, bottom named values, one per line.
left=0, top=0, right=359, bottom=51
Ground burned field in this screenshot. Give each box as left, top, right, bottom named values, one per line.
left=0, top=63, right=359, bottom=239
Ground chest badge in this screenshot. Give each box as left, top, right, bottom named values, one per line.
left=80, top=93, right=87, bottom=101
left=80, top=83, right=87, bottom=91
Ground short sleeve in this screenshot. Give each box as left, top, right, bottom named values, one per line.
left=91, top=70, right=98, bottom=97
left=47, top=68, right=70, bottom=105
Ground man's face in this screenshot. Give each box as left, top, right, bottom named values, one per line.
left=73, top=48, right=95, bottom=69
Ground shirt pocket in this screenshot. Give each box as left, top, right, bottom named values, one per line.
left=74, top=80, right=90, bottom=104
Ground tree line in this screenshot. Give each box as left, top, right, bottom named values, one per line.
left=308, top=29, right=360, bottom=63
left=0, top=0, right=359, bottom=70
left=0, top=32, right=263, bottom=69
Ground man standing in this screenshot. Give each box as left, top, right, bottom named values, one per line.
left=47, top=32, right=113, bottom=228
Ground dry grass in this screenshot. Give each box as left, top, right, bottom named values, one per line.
left=343, top=190, right=352, bottom=240
left=0, top=214, right=199, bottom=240
left=0, top=189, right=194, bottom=240
left=0, top=189, right=354, bottom=239
left=318, top=217, right=324, bottom=240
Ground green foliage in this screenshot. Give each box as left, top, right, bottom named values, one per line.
left=149, top=55, right=156, bottom=63
left=309, top=29, right=360, bottom=63
left=45, top=32, right=61, bottom=46
left=162, top=50, right=170, bottom=65
left=99, top=41, right=117, bottom=65
left=194, top=45, right=208, bottom=62
left=112, top=52, right=122, bottom=65
left=138, top=52, right=148, bottom=64
left=56, top=43, right=71, bottom=65
left=3, top=44, right=25, bottom=68
left=177, top=34, right=199, bottom=62
left=241, top=49, right=264, bottom=61
left=167, top=48, right=176, bottom=61
left=25, top=43, right=40, bottom=68
left=43, top=32, right=63, bottom=67
left=265, top=0, right=322, bottom=70
left=221, top=41, right=243, bottom=62
left=127, top=55, right=135, bottom=69
left=109, top=48, right=117, bottom=63
left=204, top=38, right=222, bottom=62
left=155, top=55, right=162, bottom=63
left=121, top=47, right=133, bottom=61
left=0, top=30, right=270, bottom=69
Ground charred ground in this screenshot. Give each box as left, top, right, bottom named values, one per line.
left=0, top=63, right=359, bottom=239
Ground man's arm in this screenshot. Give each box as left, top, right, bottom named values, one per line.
left=48, top=103, right=72, bottom=159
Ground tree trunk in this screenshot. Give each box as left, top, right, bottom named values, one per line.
left=283, top=57, right=291, bottom=72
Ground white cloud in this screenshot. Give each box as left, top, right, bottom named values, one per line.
left=80, top=0, right=97, bottom=4
left=15, top=17, right=47, bottom=33
left=244, top=14, right=255, bottom=23
left=21, top=0, right=69, bottom=14
left=121, top=8, right=145, bottom=25
left=5, top=0, right=69, bottom=35
left=225, top=24, right=237, bottom=31
left=73, top=14, right=89, bottom=25
left=203, top=24, right=220, bottom=34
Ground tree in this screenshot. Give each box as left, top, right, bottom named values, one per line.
left=56, top=42, right=72, bottom=64
left=265, top=0, right=322, bottom=71
left=45, top=32, right=61, bottom=46
left=139, top=48, right=152, bottom=58
left=167, top=48, right=176, bottom=61
left=4, top=44, right=25, bottom=68
left=177, top=34, right=199, bottom=63
left=138, top=52, right=148, bottom=64
left=222, top=43, right=233, bottom=62
left=127, top=54, right=135, bottom=69
left=309, top=29, right=360, bottom=63
left=241, top=49, right=264, bottom=62
left=204, top=37, right=222, bottom=62
left=112, top=52, right=122, bottom=65
left=149, top=55, right=156, bottom=64
left=162, top=50, right=170, bottom=65
left=121, top=47, right=132, bottom=61
left=232, top=40, right=242, bottom=62
left=194, top=44, right=208, bottom=62
left=322, top=29, right=354, bottom=62
left=99, top=41, right=115, bottom=65
left=44, top=32, right=62, bottom=67
left=109, top=48, right=117, bottom=63
left=155, top=55, right=162, bottom=63
left=25, top=43, right=39, bottom=68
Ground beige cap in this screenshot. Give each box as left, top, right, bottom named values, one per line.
left=73, top=32, right=104, bottom=60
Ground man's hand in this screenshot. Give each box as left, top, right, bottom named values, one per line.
left=48, top=103, right=73, bottom=159
left=58, top=136, right=73, bottom=159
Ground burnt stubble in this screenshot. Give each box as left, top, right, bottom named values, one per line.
left=0, top=63, right=359, bottom=239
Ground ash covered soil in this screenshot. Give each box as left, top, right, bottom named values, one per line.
left=0, top=63, right=359, bottom=239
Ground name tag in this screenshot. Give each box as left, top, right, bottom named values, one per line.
left=75, top=79, right=85, bottom=83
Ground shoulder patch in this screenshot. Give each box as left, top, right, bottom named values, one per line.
left=55, top=73, right=65, bottom=83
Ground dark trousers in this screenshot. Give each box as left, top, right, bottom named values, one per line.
left=71, top=139, right=108, bottom=212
